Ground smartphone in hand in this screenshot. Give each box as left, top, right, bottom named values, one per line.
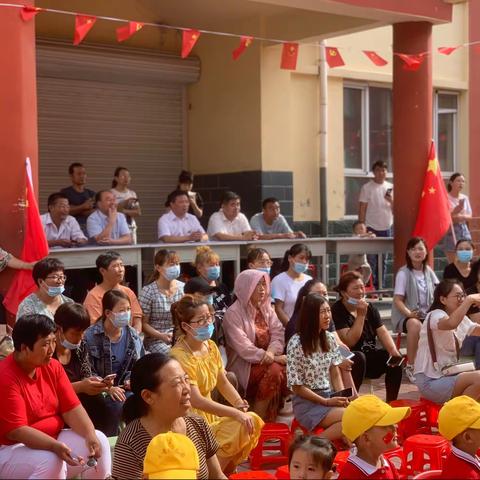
left=329, top=387, right=353, bottom=398
left=386, top=355, right=405, bottom=368
left=102, top=373, right=117, bottom=384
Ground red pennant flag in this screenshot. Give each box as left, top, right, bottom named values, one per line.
left=325, top=47, right=345, bottom=68
left=280, top=43, right=299, bottom=70
left=73, top=15, right=97, bottom=46
left=396, top=53, right=426, bottom=71
left=412, top=141, right=451, bottom=251
left=20, top=6, right=43, bottom=22
left=3, top=159, right=49, bottom=316
left=438, top=46, right=459, bottom=56
left=116, top=21, right=144, bottom=42
left=232, top=36, right=253, bottom=60
left=182, top=29, right=201, bottom=58
left=363, top=50, right=388, bottom=67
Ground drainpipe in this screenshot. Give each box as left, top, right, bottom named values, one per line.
left=319, top=40, right=328, bottom=237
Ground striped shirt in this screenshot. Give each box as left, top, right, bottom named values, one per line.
left=112, top=415, right=218, bottom=479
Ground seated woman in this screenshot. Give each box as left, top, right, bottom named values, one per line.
left=139, top=249, right=184, bottom=354
left=391, top=237, right=438, bottom=381
left=16, top=257, right=72, bottom=321
left=0, top=314, right=110, bottom=479
left=84, top=289, right=144, bottom=435
left=247, top=247, right=273, bottom=275
left=112, top=353, right=226, bottom=480
left=53, top=302, right=121, bottom=437
left=332, top=271, right=403, bottom=403
left=223, top=269, right=288, bottom=421
left=170, top=294, right=263, bottom=474
left=443, top=239, right=478, bottom=291
left=287, top=292, right=347, bottom=439
left=414, top=279, right=480, bottom=403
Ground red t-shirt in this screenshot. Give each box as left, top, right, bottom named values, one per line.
left=0, top=354, right=80, bottom=445
left=441, top=447, right=480, bottom=479
left=339, top=455, right=399, bottom=480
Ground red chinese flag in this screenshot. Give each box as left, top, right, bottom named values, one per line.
left=3, top=159, right=49, bottom=316
left=438, top=46, right=458, bottom=56
left=182, top=29, right=201, bottom=58
left=396, top=53, right=426, bottom=71
left=73, top=15, right=97, bottom=46
left=232, top=36, right=253, bottom=60
left=363, top=50, right=388, bottom=67
left=116, top=21, right=144, bottom=42
left=326, top=47, right=345, bottom=68
left=280, top=43, right=299, bottom=70
left=412, top=141, right=452, bottom=251
left=20, top=6, right=43, bottom=22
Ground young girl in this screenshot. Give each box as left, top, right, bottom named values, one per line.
left=289, top=434, right=336, bottom=480
left=443, top=239, right=478, bottom=291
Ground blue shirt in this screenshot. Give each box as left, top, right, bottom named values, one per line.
left=250, top=213, right=293, bottom=235
left=86, top=209, right=131, bottom=243
left=111, top=328, right=128, bottom=374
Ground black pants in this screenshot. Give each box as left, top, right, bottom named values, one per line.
left=78, top=393, right=123, bottom=437
left=351, top=348, right=402, bottom=403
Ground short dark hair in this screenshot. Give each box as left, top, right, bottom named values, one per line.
left=289, top=434, right=336, bottom=474
left=47, top=192, right=69, bottom=208
left=112, top=167, right=129, bottom=188
left=221, top=191, right=240, bottom=205
left=447, top=172, right=464, bottom=192
left=371, top=160, right=388, bottom=172
left=96, top=251, right=122, bottom=270
left=455, top=238, right=474, bottom=250
left=13, top=314, right=56, bottom=351
left=32, top=258, right=65, bottom=286
left=178, top=170, right=194, bottom=184
left=94, top=190, right=112, bottom=204
left=405, top=237, right=429, bottom=270
left=334, top=270, right=363, bottom=296
left=246, top=247, right=271, bottom=265
left=54, top=302, right=91, bottom=332
left=68, top=162, right=84, bottom=175
left=262, top=197, right=279, bottom=209
left=165, top=189, right=189, bottom=207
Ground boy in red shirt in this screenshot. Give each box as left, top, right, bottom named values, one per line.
left=339, top=395, right=410, bottom=479
left=438, top=395, right=480, bottom=479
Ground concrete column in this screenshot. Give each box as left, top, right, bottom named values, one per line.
left=392, top=22, right=432, bottom=271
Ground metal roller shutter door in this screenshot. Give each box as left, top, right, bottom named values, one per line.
left=36, top=41, right=200, bottom=244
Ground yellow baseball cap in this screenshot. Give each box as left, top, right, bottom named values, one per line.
left=143, top=432, right=199, bottom=479
left=438, top=395, right=480, bottom=441
left=342, top=395, right=411, bottom=442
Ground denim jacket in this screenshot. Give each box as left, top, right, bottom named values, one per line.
left=84, top=321, right=144, bottom=386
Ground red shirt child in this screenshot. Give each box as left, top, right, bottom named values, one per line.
left=340, top=454, right=399, bottom=479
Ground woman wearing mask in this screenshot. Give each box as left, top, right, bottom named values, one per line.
left=84, top=289, right=144, bottom=435
left=443, top=239, right=478, bottom=291
left=247, top=248, right=273, bottom=275
left=139, top=249, right=184, bottom=354
left=170, top=295, right=263, bottom=474
left=16, top=258, right=72, bottom=321
left=391, top=237, right=438, bottom=381
left=271, top=244, right=313, bottom=327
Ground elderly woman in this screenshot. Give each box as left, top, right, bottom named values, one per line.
left=16, top=258, right=73, bottom=321
left=223, top=269, right=288, bottom=421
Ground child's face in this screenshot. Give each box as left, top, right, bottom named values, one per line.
left=365, top=425, right=398, bottom=452
left=289, top=449, right=332, bottom=480
left=354, top=223, right=367, bottom=235
left=456, top=428, right=480, bottom=456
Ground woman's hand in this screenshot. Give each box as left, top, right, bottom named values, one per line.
left=325, top=396, right=349, bottom=407
left=85, top=431, right=102, bottom=459
left=108, top=386, right=126, bottom=402
left=274, top=354, right=287, bottom=365
left=234, top=399, right=250, bottom=412
left=81, top=377, right=108, bottom=396
left=52, top=441, right=82, bottom=466
left=356, top=298, right=369, bottom=316
left=159, top=332, right=173, bottom=343
left=467, top=294, right=480, bottom=306
left=262, top=350, right=275, bottom=365
left=234, top=411, right=255, bottom=435
left=339, top=358, right=353, bottom=371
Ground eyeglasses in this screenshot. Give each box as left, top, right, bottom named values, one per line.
left=256, top=260, right=273, bottom=267
left=448, top=293, right=466, bottom=301
left=190, top=314, right=213, bottom=327
left=46, top=274, right=67, bottom=282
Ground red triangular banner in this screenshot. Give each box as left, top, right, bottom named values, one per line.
left=232, top=36, right=253, bottom=60
left=438, top=46, right=459, bottom=55
left=73, top=15, right=97, bottom=46
left=182, top=29, right=201, bottom=58
left=116, top=21, right=144, bottom=42
left=20, top=6, right=43, bottom=22
left=326, top=47, right=345, bottom=68
left=396, top=53, right=426, bottom=71
left=363, top=50, right=388, bottom=66
left=280, top=43, right=299, bottom=70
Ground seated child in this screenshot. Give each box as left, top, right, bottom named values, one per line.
left=339, top=395, right=411, bottom=479
left=289, top=434, right=337, bottom=480
left=347, top=221, right=374, bottom=284
left=438, top=395, right=480, bottom=479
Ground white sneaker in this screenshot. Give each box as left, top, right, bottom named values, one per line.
left=404, top=364, right=415, bottom=383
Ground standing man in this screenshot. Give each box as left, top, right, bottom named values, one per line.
left=60, top=163, right=96, bottom=234
left=358, top=161, right=393, bottom=287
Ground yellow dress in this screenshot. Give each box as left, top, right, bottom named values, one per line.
left=171, top=337, right=264, bottom=465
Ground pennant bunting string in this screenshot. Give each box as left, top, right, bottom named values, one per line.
left=73, top=15, right=97, bottom=46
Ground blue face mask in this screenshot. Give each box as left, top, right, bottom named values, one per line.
left=46, top=285, right=65, bottom=297
left=163, top=265, right=180, bottom=281
left=256, top=267, right=271, bottom=275
left=61, top=338, right=81, bottom=350
left=293, top=262, right=308, bottom=274
left=347, top=297, right=359, bottom=305
left=193, top=323, right=215, bottom=342
left=457, top=250, right=473, bottom=263
left=112, top=311, right=131, bottom=328
left=207, top=266, right=221, bottom=281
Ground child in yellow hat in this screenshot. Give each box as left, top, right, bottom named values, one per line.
left=438, top=395, right=480, bottom=479
left=339, top=395, right=410, bottom=479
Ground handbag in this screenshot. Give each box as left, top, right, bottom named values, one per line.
left=426, top=313, right=475, bottom=376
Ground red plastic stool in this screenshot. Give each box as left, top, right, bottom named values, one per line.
left=383, top=446, right=404, bottom=471
left=402, top=434, right=451, bottom=477
left=290, top=418, right=325, bottom=436
left=334, top=450, right=350, bottom=474
left=389, top=399, right=429, bottom=441
left=419, top=398, right=442, bottom=432
left=249, top=423, right=291, bottom=470
left=275, top=465, right=289, bottom=480
left=229, top=471, right=276, bottom=479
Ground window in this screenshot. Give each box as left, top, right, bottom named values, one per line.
left=434, top=91, right=458, bottom=175
left=343, top=85, right=392, bottom=216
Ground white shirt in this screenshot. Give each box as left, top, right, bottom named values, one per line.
left=358, top=179, right=393, bottom=231
left=40, top=213, right=87, bottom=244
left=394, top=268, right=439, bottom=313
left=448, top=193, right=472, bottom=219
left=271, top=271, right=312, bottom=318
left=207, top=210, right=251, bottom=238
left=157, top=210, right=205, bottom=240
left=414, top=309, right=477, bottom=378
